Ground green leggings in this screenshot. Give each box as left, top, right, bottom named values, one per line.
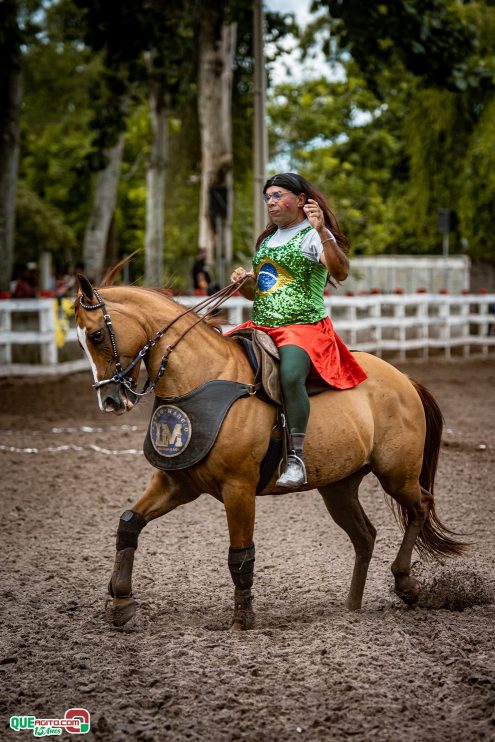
left=279, top=345, right=311, bottom=434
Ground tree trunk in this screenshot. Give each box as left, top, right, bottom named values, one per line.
left=144, top=78, right=169, bottom=287
left=198, top=15, right=237, bottom=289
left=83, top=132, right=125, bottom=282
left=0, top=0, right=22, bottom=293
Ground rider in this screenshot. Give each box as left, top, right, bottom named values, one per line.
left=230, top=172, right=367, bottom=488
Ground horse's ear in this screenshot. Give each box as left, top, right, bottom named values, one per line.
left=77, top=274, right=94, bottom=303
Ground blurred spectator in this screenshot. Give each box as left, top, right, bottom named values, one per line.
left=192, top=248, right=211, bottom=295
left=57, top=261, right=85, bottom=298
left=13, top=264, right=37, bottom=298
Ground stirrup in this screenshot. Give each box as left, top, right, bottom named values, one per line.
left=276, top=453, right=307, bottom=488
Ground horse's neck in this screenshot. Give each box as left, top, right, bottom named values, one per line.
left=142, top=299, right=247, bottom=397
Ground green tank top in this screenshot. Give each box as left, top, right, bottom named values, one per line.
left=252, top=225, right=329, bottom=327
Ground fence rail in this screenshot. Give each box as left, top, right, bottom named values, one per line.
left=1, top=293, right=494, bottom=377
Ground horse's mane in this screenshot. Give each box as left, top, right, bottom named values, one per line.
left=100, top=252, right=177, bottom=298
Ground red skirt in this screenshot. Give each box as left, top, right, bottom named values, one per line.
left=229, top=317, right=367, bottom=390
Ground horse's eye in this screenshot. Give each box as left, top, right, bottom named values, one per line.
left=90, top=329, right=105, bottom=344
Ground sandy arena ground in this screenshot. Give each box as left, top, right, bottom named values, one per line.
left=1, top=357, right=494, bottom=741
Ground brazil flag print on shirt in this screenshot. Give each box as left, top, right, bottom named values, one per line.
left=252, top=225, right=329, bottom=327
left=256, top=258, right=294, bottom=294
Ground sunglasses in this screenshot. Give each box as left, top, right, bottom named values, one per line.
left=263, top=190, right=302, bottom=203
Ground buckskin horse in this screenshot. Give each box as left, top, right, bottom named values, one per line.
left=74, top=270, right=466, bottom=630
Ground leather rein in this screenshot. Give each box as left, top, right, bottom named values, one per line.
left=78, top=278, right=248, bottom=400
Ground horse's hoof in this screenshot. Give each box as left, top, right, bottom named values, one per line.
left=229, top=620, right=254, bottom=631
left=229, top=614, right=255, bottom=631
left=345, top=600, right=362, bottom=611
left=105, top=597, right=137, bottom=626
left=396, top=578, right=421, bottom=606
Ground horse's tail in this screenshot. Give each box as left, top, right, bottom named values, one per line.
left=412, top=379, right=443, bottom=497
left=394, top=379, right=468, bottom=561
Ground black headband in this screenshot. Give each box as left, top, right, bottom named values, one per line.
left=263, top=173, right=305, bottom=196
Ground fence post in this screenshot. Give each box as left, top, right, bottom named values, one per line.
left=393, top=299, right=406, bottom=361
left=39, top=299, right=57, bottom=365
left=370, top=297, right=382, bottom=358
left=0, top=302, right=12, bottom=364
left=348, top=302, right=357, bottom=348
left=438, top=296, right=451, bottom=359
left=416, top=299, right=428, bottom=360
left=460, top=296, right=470, bottom=358
left=479, top=299, right=489, bottom=356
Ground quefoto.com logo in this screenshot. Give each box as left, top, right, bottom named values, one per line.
left=9, top=708, right=90, bottom=736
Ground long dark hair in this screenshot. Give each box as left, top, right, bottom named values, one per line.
left=255, top=173, right=350, bottom=255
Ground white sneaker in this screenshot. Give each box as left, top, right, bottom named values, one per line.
left=276, top=454, right=307, bottom=488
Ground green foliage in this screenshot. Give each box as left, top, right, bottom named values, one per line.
left=14, top=180, right=77, bottom=269
left=297, top=0, right=495, bottom=262
left=14, top=0, right=495, bottom=283
left=402, top=88, right=471, bottom=252
left=114, top=102, right=148, bottom=278
left=268, top=68, right=412, bottom=254
left=316, top=0, right=484, bottom=94
left=18, top=18, right=99, bottom=257
left=12, top=0, right=300, bottom=284
left=459, top=97, right=495, bottom=261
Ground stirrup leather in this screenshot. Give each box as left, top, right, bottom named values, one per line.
left=276, top=453, right=307, bottom=488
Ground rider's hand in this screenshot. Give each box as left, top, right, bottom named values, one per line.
left=231, top=267, right=254, bottom=283
left=303, top=198, right=324, bottom=231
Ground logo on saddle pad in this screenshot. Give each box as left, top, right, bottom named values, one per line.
left=150, top=405, right=192, bottom=457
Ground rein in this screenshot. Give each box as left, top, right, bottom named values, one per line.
left=78, top=278, right=249, bottom=399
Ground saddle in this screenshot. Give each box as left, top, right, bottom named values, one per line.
left=142, top=329, right=331, bottom=496
left=232, top=328, right=331, bottom=405
left=232, top=328, right=282, bottom=406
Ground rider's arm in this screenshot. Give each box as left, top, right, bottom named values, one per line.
left=303, top=199, right=349, bottom=282
left=317, top=229, right=349, bottom=282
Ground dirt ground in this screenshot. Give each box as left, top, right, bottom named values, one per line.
left=1, top=356, right=494, bottom=741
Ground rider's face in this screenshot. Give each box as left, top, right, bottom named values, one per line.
left=264, top=187, right=306, bottom=228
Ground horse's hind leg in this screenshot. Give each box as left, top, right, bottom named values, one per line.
left=318, top=466, right=375, bottom=610
left=106, top=470, right=199, bottom=627
left=378, top=474, right=428, bottom=606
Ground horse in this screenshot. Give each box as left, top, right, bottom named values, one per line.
left=74, top=272, right=467, bottom=630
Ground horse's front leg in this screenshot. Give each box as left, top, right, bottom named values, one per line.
left=222, top=482, right=257, bottom=631
left=106, top=470, right=199, bottom=627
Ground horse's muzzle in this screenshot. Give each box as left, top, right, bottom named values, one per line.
left=99, top=382, right=137, bottom=415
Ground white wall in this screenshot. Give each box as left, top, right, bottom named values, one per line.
left=343, top=255, right=470, bottom=295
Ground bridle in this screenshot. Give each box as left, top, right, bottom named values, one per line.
left=78, top=279, right=248, bottom=400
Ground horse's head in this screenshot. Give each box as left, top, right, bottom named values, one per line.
left=75, top=274, right=143, bottom=415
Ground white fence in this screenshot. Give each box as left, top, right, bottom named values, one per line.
left=0, top=298, right=85, bottom=376
left=1, top=294, right=494, bottom=377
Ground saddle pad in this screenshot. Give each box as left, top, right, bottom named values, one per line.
left=143, top=380, right=252, bottom=471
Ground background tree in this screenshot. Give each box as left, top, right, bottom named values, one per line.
left=9, top=1, right=297, bottom=291
left=11, top=0, right=494, bottom=296
left=309, top=0, right=495, bottom=259
left=73, top=0, right=150, bottom=281
left=0, top=0, right=30, bottom=291
left=197, top=1, right=237, bottom=287
left=142, top=0, right=196, bottom=286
